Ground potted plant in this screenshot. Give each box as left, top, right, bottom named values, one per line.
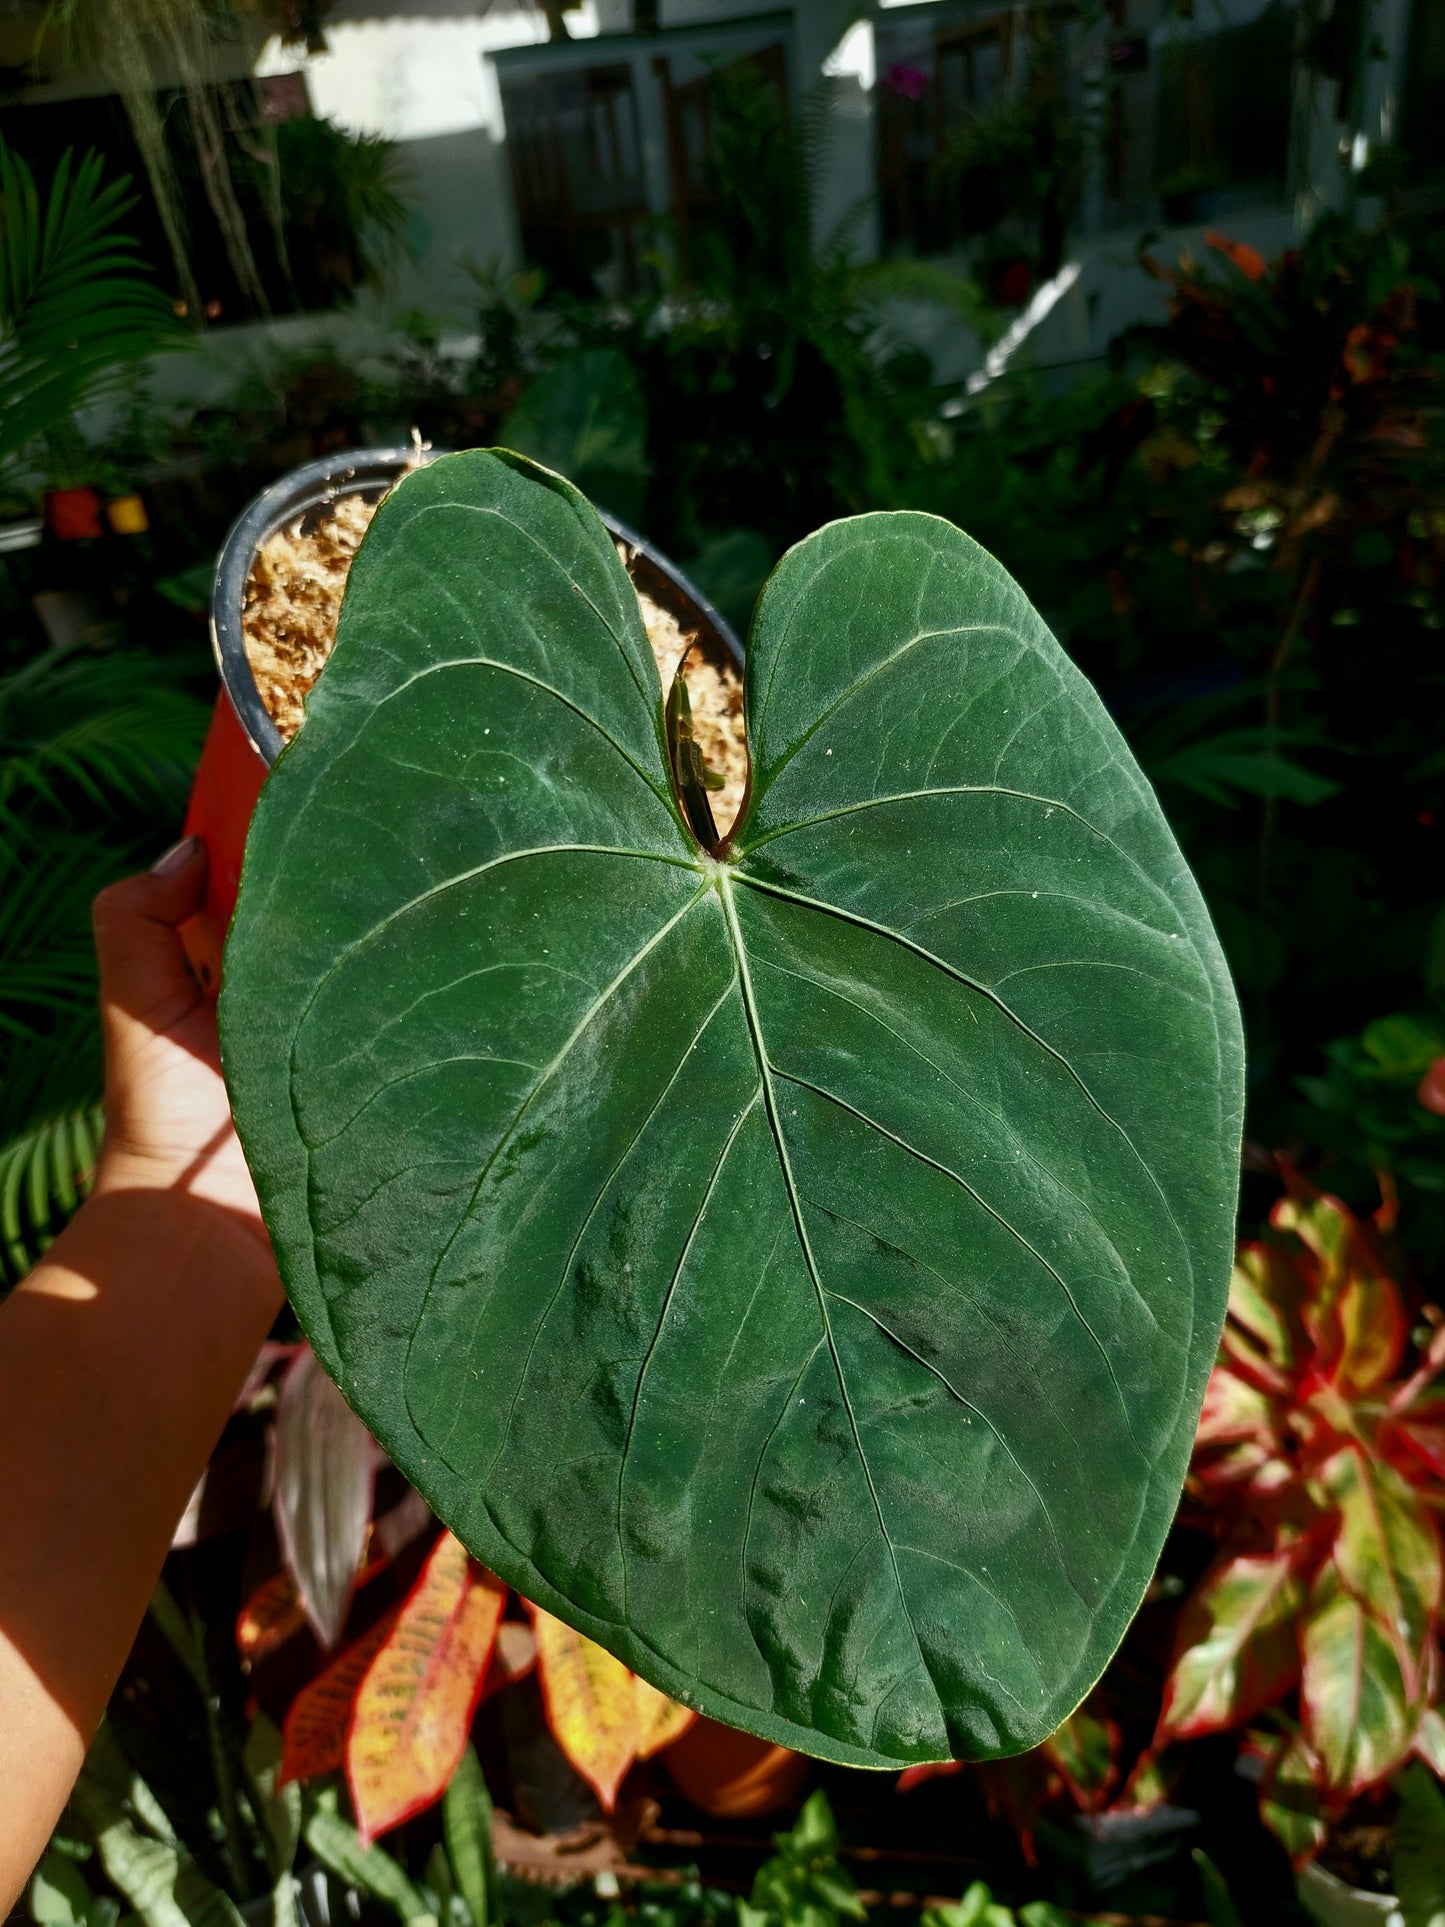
left=182, top=445, right=743, bottom=980
left=0, top=137, right=181, bottom=537
left=904, top=1171, right=1445, bottom=1914
left=42, top=470, right=105, bottom=544
left=209, top=444, right=1244, bottom=1779
left=182, top=440, right=805, bottom=1833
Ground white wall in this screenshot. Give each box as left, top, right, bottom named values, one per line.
left=254, top=0, right=602, bottom=314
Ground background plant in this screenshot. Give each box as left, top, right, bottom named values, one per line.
left=0, top=137, right=183, bottom=479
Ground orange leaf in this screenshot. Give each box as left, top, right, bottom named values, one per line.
left=1203, top=230, right=1266, bottom=282
left=236, top=1570, right=306, bottom=1665
left=347, top=1532, right=505, bottom=1844
left=530, top=1605, right=639, bottom=1810
left=634, top=1674, right=696, bottom=1759
left=279, top=1610, right=397, bottom=1786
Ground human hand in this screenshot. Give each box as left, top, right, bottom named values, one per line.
left=91, top=836, right=270, bottom=1250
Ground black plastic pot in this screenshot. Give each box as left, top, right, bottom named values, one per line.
left=211, top=446, right=743, bottom=770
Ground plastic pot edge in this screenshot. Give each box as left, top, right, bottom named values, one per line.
left=210, top=445, right=745, bottom=770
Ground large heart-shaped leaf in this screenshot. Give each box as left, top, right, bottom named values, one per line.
left=220, top=449, right=1243, bottom=1768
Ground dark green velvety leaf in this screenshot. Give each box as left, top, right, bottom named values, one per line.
left=220, top=449, right=1243, bottom=1769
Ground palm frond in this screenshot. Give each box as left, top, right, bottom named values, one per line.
left=0, top=646, right=202, bottom=1175
left=0, top=136, right=184, bottom=469
left=0, top=825, right=133, bottom=1143
left=0, top=1103, right=104, bottom=1288
left=0, top=645, right=208, bottom=829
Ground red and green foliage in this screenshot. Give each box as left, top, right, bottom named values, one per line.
left=899, top=1171, right=1445, bottom=1868
left=1151, top=1169, right=1445, bottom=1858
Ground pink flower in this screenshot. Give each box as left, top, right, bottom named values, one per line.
left=884, top=62, right=930, bottom=102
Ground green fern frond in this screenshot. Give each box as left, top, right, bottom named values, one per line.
left=0, top=1103, right=104, bottom=1286
left=847, top=257, right=993, bottom=334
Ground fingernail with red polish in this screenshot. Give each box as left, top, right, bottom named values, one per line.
left=151, top=834, right=202, bottom=876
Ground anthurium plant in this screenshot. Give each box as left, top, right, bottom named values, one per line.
left=219, top=447, right=1244, bottom=1772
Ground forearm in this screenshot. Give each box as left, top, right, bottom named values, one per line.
left=0, top=1163, right=281, bottom=1903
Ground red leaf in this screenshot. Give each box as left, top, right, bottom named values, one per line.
left=347, top=1533, right=506, bottom=1844
left=1415, top=1706, right=1445, bottom=1778
left=975, top=1753, right=1053, bottom=1865
left=1330, top=1270, right=1407, bottom=1397
left=1114, top=1748, right=1181, bottom=1814
left=1204, top=230, right=1266, bottom=281
left=236, top=1571, right=306, bottom=1666
left=896, top=1761, right=962, bottom=1793
left=279, top=1610, right=397, bottom=1785
left=1380, top=1403, right=1445, bottom=1483
left=1223, top=1242, right=1308, bottom=1391
left=1419, top=1058, right=1445, bottom=1117
left=1156, top=1549, right=1305, bottom=1745
left=1190, top=1436, right=1294, bottom=1497
left=1270, top=1179, right=1405, bottom=1394
left=1272, top=1178, right=1355, bottom=1282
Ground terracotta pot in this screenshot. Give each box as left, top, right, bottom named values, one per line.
left=45, top=486, right=104, bottom=540
left=661, top=1716, right=809, bottom=1818
left=183, top=447, right=742, bottom=990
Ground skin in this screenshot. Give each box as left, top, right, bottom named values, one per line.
left=0, top=837, right=283, bottom=1907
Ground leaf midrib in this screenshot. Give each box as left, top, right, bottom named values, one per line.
left=718, top=869, right=940, bottom=1723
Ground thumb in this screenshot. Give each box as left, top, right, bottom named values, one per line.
left=93, top=836, right=207, bottom=1033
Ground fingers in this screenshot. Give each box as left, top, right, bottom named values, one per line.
left=93, top=837, right=207, bottom=1032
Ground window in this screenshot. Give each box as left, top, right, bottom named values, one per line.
left=501, top=64, right=649, bottom=297
left=877, top=11, right=1017, bottom=255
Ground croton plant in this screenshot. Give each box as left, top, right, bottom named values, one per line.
left=901, top=1171, right=1445, bottom=1866
left=218, top=449, right=1244, bottom=1778
left=1165, top=1169, right=1445, bottom=1860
